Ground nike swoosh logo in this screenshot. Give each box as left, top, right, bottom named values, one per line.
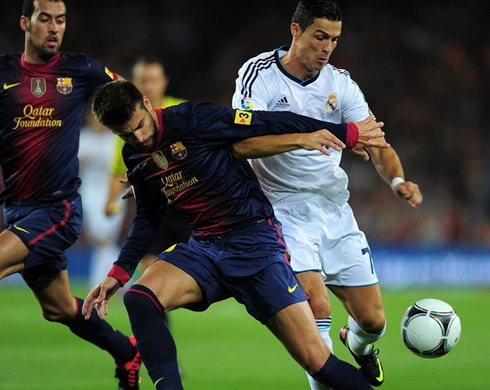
left=288, top=284, right=298, bottom=293
left=3, top=82, right=21, bottom=90
left=138, top=160, right=148, bottom=169
left=13, top=225, right=30, bottom=234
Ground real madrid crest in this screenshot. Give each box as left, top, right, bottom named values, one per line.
left=151, top=151, right=168, bottom=170
left=325, top=92, right=338, bottom=114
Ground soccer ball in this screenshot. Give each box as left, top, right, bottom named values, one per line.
left=400, top=298, right=461, bottom=358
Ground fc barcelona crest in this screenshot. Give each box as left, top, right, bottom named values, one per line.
left=56, top=77, right=73, bottom=95
left=31, top=77, right=46, bottom=98
left=151, top=151, right=168, bottom=170
left=170, top=142, right=187, bottom=160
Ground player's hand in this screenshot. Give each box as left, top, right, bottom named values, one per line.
left=354, top=115, right=389, bottom=150
left=298, top=129, right=345, bottom=156
left=393, top=180, right=423, bottom=207
left=82, top=276, right=121, bottom=320
left=349, top=146, right=370, bottom=161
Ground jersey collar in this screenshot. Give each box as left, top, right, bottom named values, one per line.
left=20, top=51, right=61, bottom=71
left=274, top=45, right=320, bottom=87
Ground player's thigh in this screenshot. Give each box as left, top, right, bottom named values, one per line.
left=136, top=260, right=203, bottom=311
left=265, top=301, right=329, bottom=372
left=328, top=284, right=385, bottom=326
left=30, top=269, right=78, bottom=320
left=0, top=229, right=29, bottom=277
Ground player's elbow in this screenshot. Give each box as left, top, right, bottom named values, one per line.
left=231, top=142, right=249, bottom=159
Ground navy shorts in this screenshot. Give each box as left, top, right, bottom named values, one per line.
left=3, top=193, right=83, bottom=286
left=157, top=218, right=306, bottom=323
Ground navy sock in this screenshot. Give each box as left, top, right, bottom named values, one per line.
left=312, top=354, right=372, bottom=390
left=67, top=297, right=134, bottom=363
left=124, top=284, right=182, bottom=390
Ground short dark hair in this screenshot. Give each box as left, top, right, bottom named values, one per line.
left=92, top=80, right=144, bottom=128
left=292, top=0, right=343, bottom=31
left=22, top=0, right=66, bottom=18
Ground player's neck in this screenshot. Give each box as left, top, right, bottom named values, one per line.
left=23, top=46, right=58, bottom=65
left=280, top=52, right=315, bottom=81
left=23, top=34, right=60, bottom=65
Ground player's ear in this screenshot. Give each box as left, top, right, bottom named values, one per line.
left=291, top=23, right=301, bottom=38
left=143, top=95, right=153, bottom=112
left=20, top=16, right=30, bottom=32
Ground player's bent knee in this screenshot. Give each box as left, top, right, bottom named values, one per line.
left=123, top=284, right=166, bottom=319
left=302, top=351, right=330, bottom=374
left=358, top=316, right=386, bottom=334
left=292, top=337, right=330, bottom=373
left=123, top=288, right=142, bottom=316
left=41, top=307, right=72, bottom=323
left=308, top=295, right=331, bottom=318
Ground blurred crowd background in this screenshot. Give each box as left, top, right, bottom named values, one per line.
left=1, top=0, right=488, bottom=248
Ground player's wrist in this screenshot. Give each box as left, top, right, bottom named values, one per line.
left=390, top=177, right=405, bottom=194
left=107, top=264, right=131, bottom=287
left=345, top=122, right=359, bottom=149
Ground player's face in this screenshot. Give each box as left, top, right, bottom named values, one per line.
left=132, top=63, right=168, bottom=108
left=294, top=18, right=342, bottom=78
left=21, top=0, right=66, bottom=63
left=112, top=99, right=159, bottom=152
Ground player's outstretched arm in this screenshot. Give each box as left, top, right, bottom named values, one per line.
left=82, top=276, right=121, bottom=320
left=232, top=115, right=386, bottom=159
left=232, top=129, right=345, bottom=158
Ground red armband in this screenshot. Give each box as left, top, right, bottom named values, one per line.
left=345, top=122, right=359, bottom=149
left=107, top=264, right=131, bottom=287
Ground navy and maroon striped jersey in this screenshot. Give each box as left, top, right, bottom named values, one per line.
left=0, top=51, right=117, bottom=203
left=114, top=101, right=356, bottom=274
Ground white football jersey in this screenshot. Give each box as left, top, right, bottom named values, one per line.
left=232, top=46, right=370, bottom=204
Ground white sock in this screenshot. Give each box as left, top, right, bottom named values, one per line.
left=347, top=315, right=386, bottom=356
left=306, top=317, right=333, bottom=390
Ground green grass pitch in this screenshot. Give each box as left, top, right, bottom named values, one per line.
left=0, top=283, right=487, bottom=389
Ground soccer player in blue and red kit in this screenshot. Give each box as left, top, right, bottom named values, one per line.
left=83, top=80, right=388, bottom=389
left=0, top=1, right=141, bottom=388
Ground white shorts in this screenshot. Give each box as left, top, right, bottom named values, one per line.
left=273, top=193, right=378, bottom=287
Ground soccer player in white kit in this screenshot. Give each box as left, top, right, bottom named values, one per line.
left=232, top=0, right=423, bottom=388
